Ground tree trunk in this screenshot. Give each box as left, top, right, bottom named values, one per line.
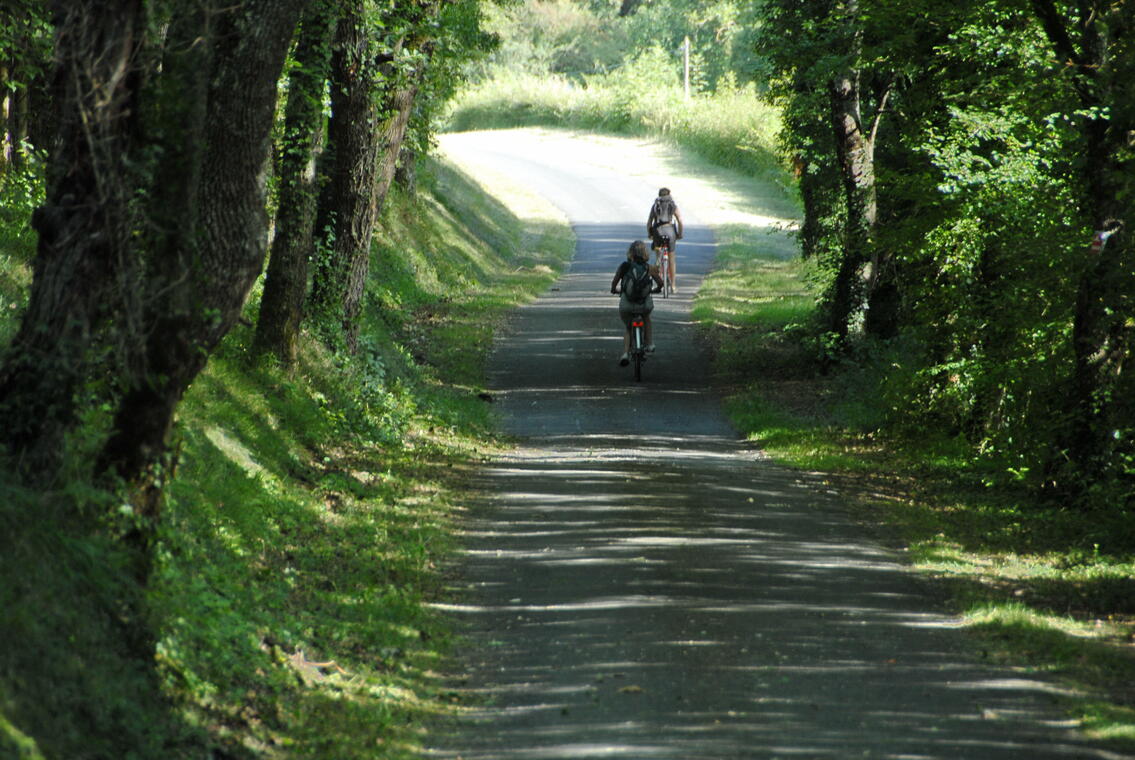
left=1, top=62, right=10, bottom=175
left=98, top=0, right=306, bottom=493
left=827, top=69, right=875, bottom=343
left=254, top=2, right=336, bottom=365
left=395, top=144, right=418, bottom=193
left=1032, top=0, right=1134, bottom=482
left=9, top=73, right=28, bottom=173
left=342, top=80, right=420, bottom=351
left=863, top=268, right=900, bottom=339
left=619, top=0, right=642, bottom=17
left=308, top=5, right=383, bottom=343
left=0, top=0, right=146, bottom=482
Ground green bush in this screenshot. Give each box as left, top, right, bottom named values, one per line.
left=0, top=156, right=43, bottom=345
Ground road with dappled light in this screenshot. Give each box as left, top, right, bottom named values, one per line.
left=426, top=129, right=1122, bottom=760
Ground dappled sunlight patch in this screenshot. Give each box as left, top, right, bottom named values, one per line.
left=204, top=425, right=266, bottom=478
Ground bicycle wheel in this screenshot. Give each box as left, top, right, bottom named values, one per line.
left=662, top=250, right=670, bottom=298
left=631, top=320, right=645, bottom=381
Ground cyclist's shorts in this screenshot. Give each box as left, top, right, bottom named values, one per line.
left=651, top=223, right=677, bottom=251
left=619, top=295, right=654, bottom=324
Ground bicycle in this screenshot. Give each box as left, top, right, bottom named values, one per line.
left=613, top=290, right=649, bottom=382
left=627, top=307, right=648, bottom=382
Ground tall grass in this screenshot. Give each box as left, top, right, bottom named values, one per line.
left=445, top=67, right=787, bottom=185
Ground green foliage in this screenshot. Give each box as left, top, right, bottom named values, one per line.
left=0, top=479, right=195, bottom=759
left=404, top=0, right=501, bottom=157
left=620, top=0, right=759, bottom=92
left=755, top=0, right=1135, bottom=509
left=0, top=154, right=41, bottom=346
left=467, top=0, right=763, bottom=91
left=484, top=0, right=627, bottom=79
left=444, top=1, right=790, bottom=184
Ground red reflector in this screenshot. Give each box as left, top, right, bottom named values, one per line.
left=632, top=320, right=644, bottom=327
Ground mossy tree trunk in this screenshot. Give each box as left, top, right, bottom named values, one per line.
left=0, top=0, right=147, bottom=481
left=308, top=3, right=385, bottom=347
left=254, top=1, right=338, bottom=366
left=310, top=0, right=440, bottom=353
left=98, top=0, right=307, bottom=505
left=0, top=0, right=306, bottom=551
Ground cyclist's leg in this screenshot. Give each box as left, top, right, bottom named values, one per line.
left=644, top=301, right=655, bottom=348
left=658, top=224, right=676, bottom=287
left=660, top=226, right=676, bottom=286
left=649, top=229, right=663, bottom=271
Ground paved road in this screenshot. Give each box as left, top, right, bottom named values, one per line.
left=428, top=130, right=1124, bottom=759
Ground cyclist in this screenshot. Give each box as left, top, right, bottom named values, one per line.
left=610, top=240, right=663, bottom=366
left=647, top=187, right=684, bottom=292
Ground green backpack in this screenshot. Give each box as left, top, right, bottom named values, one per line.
left=621, top=260, right=652, bottom=303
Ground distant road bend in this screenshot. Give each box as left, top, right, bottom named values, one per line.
left=428, top=129, right=1123, bottom=760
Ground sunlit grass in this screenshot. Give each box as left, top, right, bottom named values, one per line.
left=446, top=70, right=788, bottom=185
left=692, top=225, right=811, bottom=335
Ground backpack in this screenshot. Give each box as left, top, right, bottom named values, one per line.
left=652, top=196, right=675, bottom=225
left=621, top=259, right=652, bottom=303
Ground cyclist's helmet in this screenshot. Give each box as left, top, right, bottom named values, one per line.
left=658, top=187, right=671, bottom=196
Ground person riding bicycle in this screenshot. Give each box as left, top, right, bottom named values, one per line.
left=610, top=240, right=663, bottom=366
left=647, top=187, right=684, bottom=292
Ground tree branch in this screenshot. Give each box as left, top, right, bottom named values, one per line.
left=1031, top=0, right=1082, bottom=66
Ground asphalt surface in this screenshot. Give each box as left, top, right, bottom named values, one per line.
left=427, top=130, right=1126, bottom=759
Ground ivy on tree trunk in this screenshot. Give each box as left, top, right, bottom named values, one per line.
left=255, top=1, right=338, bottom=366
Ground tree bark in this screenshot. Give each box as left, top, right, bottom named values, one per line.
left=254, top=2, right=337, bottom=365
left=309, top=1, right=438, bottom=353
left=342, top=79, right=420, bottom=350
left=0, top=0, right=146, bottom=482
left=619, top=0, right=642, bottom=17
left=308, top=5, right=383, bottom=343
left=1032, top=0, right=1134, bottom=480
left=98, top=0, right=307, bottom=491
left=827, top=69, right=875, bottom=343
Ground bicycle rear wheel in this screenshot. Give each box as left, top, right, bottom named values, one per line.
left=631, top=319, right=645, bottom=381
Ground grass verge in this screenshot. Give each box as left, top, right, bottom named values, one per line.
left=694, top=224, right=1135, bottom=754
left=445, top=71, right=791, bottom=196
left=0, top=157, right=573, bottom=758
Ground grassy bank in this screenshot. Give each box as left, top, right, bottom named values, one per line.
left=445, top=71, right=790, bottom=193
left=694, top=227, right=1135, bottom=752
left=0, top=159, right=573, bottom=758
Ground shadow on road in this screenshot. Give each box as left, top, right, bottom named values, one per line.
left=430, top=437, right=1110, bottom=759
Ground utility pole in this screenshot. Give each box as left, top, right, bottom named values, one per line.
left=683, top=36, right=690, bottom=98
